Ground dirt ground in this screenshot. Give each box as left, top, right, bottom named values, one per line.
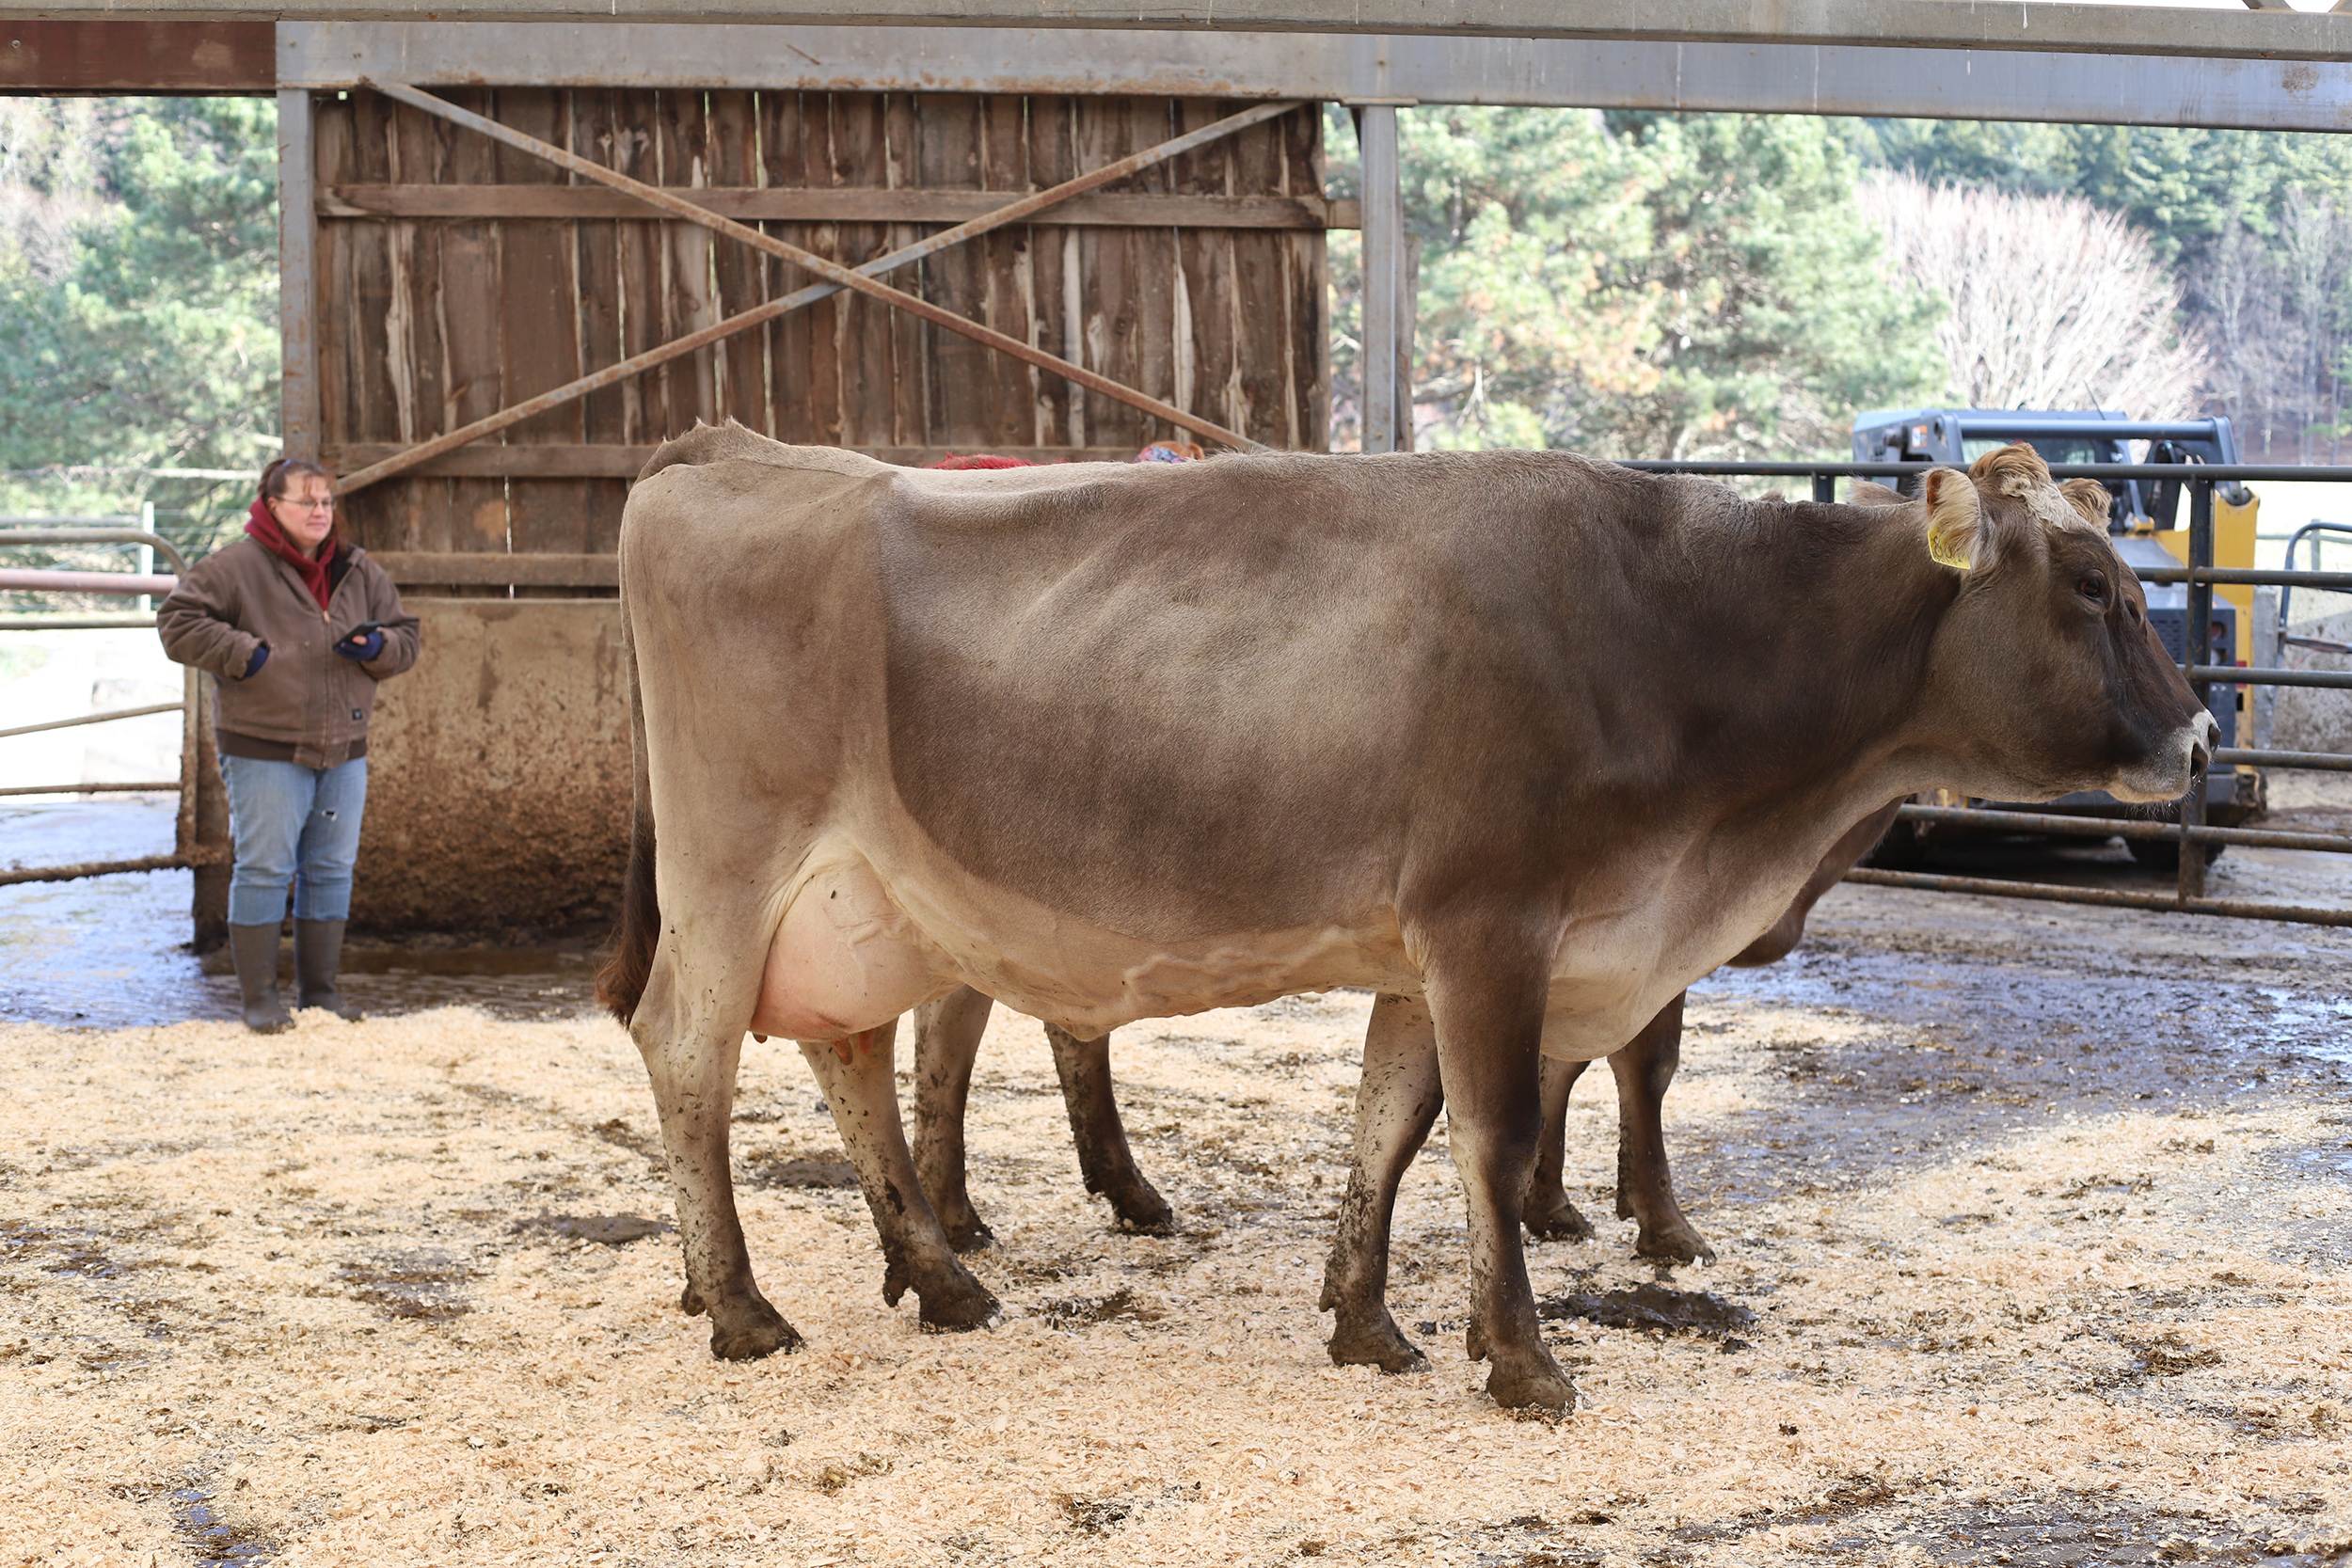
left=4, top=877, right=2352, bottom=1567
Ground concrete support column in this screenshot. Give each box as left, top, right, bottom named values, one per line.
left=1357, top=102, right=1403, bottom=454
left=278, top=82, right=320, bottom=463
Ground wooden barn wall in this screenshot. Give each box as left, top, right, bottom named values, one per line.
left=311, top=89, right=1330, bottom=561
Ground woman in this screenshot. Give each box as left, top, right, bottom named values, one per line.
left=158, top=459, right=421, bottom=1032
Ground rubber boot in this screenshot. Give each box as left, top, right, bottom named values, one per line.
left=294, top=918, right=363, bottom=1022
left=229, top=922, right=293, bottom=1034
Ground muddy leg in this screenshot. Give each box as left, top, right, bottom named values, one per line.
left=1612, top=991, right=1713, bottom=1263
left=1522, top=1054, right=1597, bottom=1242
left=634, top=991, right=802, bottom=1361
left=1319, top=993, right=1444, bottom=1373
left=912, top=987, right=997, bottom=1252
left=801, top=1022, right=1002, bottom=1330
left=1430, top=958, right=1573, bottom=1412
left=1045, top=1023, right=1176, bottom=1235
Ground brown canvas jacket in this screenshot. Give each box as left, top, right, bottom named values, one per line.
left=156, top=536, right=421, bottom=768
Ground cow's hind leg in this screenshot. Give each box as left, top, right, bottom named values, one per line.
left=1428, top=948, right=1573, bottom=1412
left=912, top=987, right=997, bottom=1252
left=1613, top=992, right=1714, bottom=1263
left=1521, top=1054, right=1597, bottom=1242
left=634, top=967, right=801, bottom=1360
left=1319, top=992, right=1443, bottom=1373
left=1046, top=1024, right=1175, bottom=1235
left=803, top=1022, right=1003, bottom=1330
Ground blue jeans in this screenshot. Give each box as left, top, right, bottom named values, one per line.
left=219, top=755, right=369, bottom=926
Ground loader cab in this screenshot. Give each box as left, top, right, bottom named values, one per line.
left=1848, top=408, right=2248, bottom=534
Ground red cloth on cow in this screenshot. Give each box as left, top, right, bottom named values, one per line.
left=926, top=453, right=1035, bottom=469
left=244, top=499, right=335, bottom=612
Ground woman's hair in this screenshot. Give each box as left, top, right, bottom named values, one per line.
left=258, top=457, right=345, bottom=551
left=260, top=456, right=332, bottom=501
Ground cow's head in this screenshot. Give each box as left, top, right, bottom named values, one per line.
left=1918, top=443, right=2215, bottom=803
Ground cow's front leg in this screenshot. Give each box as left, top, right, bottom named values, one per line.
left=911, top=987, right=997, bottom=1252
left=1319, top=992, right=1443, bottom=1373
left=1522, top=1054, right=1597, bottom=1241
left=1612, top=992, right=1713, bottom=1263
left=801, top=1022, right=1002, bottom=1331
left=637, top=1021, right=802, bottom=1360
left=1046, top=1024, right=1175, bottom=1235
left=1429, top=956, right=1572, bottom=1412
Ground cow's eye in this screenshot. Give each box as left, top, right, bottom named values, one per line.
left=2078, top=571, right=2108, bottom=605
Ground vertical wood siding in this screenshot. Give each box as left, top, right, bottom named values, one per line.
left=313, top=89, right=1329, bottom=557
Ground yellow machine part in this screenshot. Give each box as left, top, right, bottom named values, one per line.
left=2151, top=487, right=2257, bottom=666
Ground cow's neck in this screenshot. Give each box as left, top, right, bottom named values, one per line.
left=1644, top=497, right=1965, bottom=832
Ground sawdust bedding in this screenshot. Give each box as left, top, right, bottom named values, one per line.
left=2, top=985, right=2348, bottom=1567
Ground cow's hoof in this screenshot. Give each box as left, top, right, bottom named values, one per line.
left=1107, top=1180, right=1176, bottom=1236
left=941, top=1213, right=998, bottom=1255
left=679, top=1284, right=707, bottom=1317
left=917, top=1275, right=1003, bottom=1333
left=1327, top=1311, right=1430, bottom=1374
left=708, top=1299, right=803, bottom=1361
left=1523, top=1194, right=1596, bottom=1243
left=1485, top=1353, right=1574, bottom=1413
left=1635, top=1221, right=1716, bottom=1264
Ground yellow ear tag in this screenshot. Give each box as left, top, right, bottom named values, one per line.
left=1927, top=522, right=1973, bottom=572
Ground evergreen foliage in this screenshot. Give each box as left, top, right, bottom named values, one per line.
left=1333, top=106, right=1946, bottom=459
left=0, top=97, right=278, bottom=552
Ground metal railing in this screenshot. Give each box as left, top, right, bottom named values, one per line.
left=1621, top=459, right=2352, bottom=927
left=0, top=524, right=230, bottom=945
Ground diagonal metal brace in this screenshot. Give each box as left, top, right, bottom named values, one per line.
left=342, top=85, right=1296, bottom=493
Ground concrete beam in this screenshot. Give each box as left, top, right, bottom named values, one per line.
left=52, top=0, right=2352, bottom=61
left=278, top=22, right=2352, bottom=133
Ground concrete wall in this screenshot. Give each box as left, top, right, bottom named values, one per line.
left=353, top=598, right=630, bottom=933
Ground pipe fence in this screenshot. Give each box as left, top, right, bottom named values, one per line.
left=0, top=522, right=230, bottom=947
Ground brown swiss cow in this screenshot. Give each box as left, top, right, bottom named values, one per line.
left=599, top=429, right=2209, bottom=1410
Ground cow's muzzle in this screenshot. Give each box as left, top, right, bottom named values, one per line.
left=2110, top=709, right=2219, bottom=804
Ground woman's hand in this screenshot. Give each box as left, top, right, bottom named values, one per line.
left=335, top=627, right=384, bottom=662
left=244, top=642, right=271, bottom=679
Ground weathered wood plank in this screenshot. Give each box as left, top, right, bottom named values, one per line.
left=1171, top=96, right=1240, bottom=442
left=655, top=88, right=719, bottom=435
left=832, top=92, right=898, bottom=448
left=706, top=90, right=768, bottom=435
left=328, top=442, right=1148, bottom=476
left=1026, top=96, right=1078, bottom=448
left=612, top=87, right=666, bottom=447
left=497, top=88, right=596, bottom=555
left=760, top=89, right=823, bottom=445
left=1281, top=103, right=1331, bottom=452
left=882, top=92, right=928, bottom=450
left=439, top=87, right=512, bottom=556
left=917, top=92, right=986, bottom=451
left=569, top=89, right=632, bottom=550
left=1073, top=98, right=1142, bottom=455
left=373, top=551, right=617, bottom=588
left=319, top=184, right=1358, bottom=229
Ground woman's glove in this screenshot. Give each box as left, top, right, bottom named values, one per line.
left=243, top=642, right=270, bottom=679
left=335, top=627, right=384, bottom=662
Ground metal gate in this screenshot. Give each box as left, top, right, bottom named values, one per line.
left=0, top=522, right=232, bottom=947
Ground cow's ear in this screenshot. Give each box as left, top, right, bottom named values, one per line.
left=1924, top=467, right=1987, bottom=572
left=1968, top=440, right=2050, bottom=497
left=2059, top=477, right=2112, bottom=527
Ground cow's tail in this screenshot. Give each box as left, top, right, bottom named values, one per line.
left=596, top=598, right=660, bottom=1026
